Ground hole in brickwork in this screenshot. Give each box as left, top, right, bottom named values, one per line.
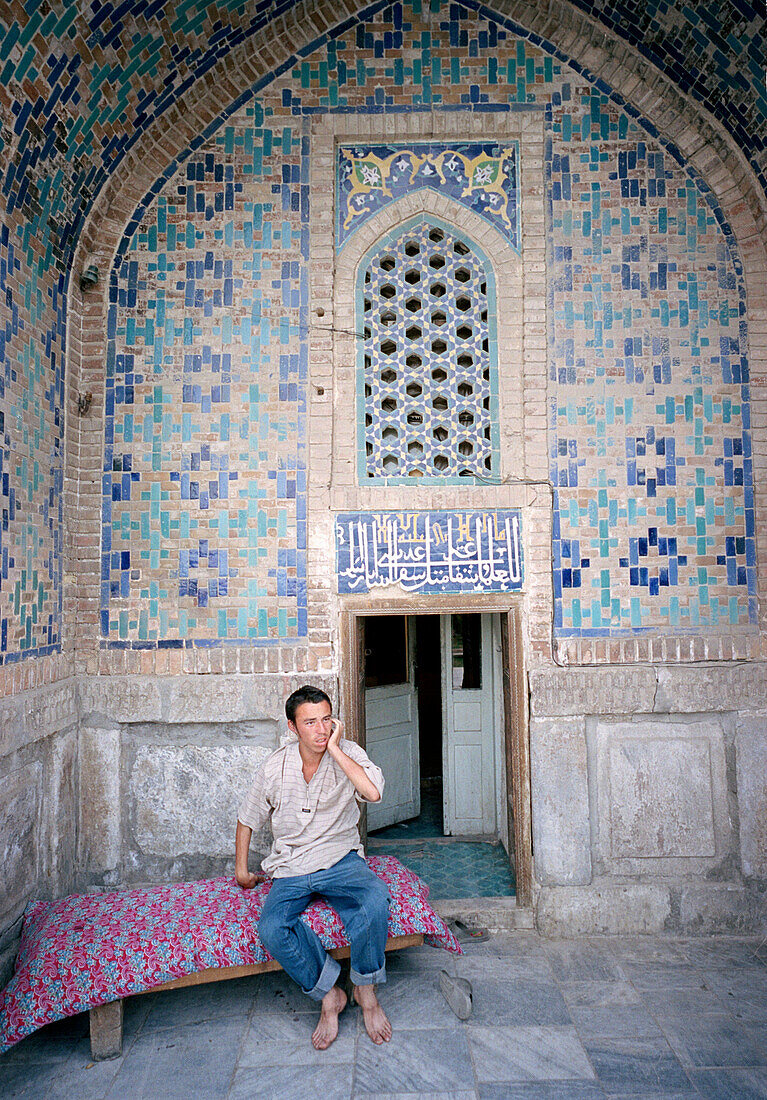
left=361, top=220, right=497, bottom=480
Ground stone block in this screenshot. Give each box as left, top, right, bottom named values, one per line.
left=44, top=728, right=78, bottom=895
left=594, top=719, right=731, bottom=876
left=679, top=884, right=760, bottom=934
left=530, top=717, right=592, bottom=886
left=79, top=676, right=162, bottom=725
left=735, top=718, right=767, bottom=878
left=536, top=884, right=671, bottom=935
left=130, top=744, right=270, bottom=855
left=654, top=663, right=767, bottom=713
left=529, top=667, right=657, bottom=717
left=0, top=762, right=42, bottom=923
left=79, top=727, right=121, bottom=873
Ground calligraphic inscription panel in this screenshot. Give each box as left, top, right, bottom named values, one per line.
left=336, top=511, right=523, bottom=594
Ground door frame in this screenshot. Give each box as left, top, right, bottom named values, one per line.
left=340, top=594, right=533, bottom=907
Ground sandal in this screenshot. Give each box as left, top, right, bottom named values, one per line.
left=439, top=970, right=473, bottom=1019
left=448, top=918, right=490, bottom=943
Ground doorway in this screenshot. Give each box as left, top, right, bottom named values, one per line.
left=363, top=612, right=515, bottom=900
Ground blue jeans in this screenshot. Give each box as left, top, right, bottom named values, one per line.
left=258, top=851, right=391, bottom=1002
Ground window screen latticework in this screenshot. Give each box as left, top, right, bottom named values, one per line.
left=359, top=221, right=498, bottom=481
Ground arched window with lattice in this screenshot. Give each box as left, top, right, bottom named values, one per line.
left=357, top=218, right=500, bottom=483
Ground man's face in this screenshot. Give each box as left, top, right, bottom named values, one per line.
left=289, top=700, right=334, bottom=755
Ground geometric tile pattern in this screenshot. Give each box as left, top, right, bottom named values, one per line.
left=102, top=109, right=307, bottom=644
left=0, top=0, right=761, bottom=659
left=338, top=142, right=519, bottom=252
left=359, top=218, right=498, bottom=482
left=548, top=92, right=755, bottom=636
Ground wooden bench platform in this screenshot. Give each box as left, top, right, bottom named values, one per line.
left=89, top=933, right=424, bottom=1059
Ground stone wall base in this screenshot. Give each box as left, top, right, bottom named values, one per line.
left=536, top=882, right=767, bottom=936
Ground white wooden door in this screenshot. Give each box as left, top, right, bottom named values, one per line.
left=441, top=614, right=496, bottom=836
left=365, top=620, right=420, bottom=831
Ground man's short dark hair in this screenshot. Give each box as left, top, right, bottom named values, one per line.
left=285, top=685, right=332, bottom=723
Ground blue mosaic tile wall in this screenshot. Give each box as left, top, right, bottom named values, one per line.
left=103, top=108, right=308, bottom=644
left=100, top=0, right=755, bottom=647
left=0, top=0, right=761, bottom=659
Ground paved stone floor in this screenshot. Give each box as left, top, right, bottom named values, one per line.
left=1, top=932, right=766, bottom=1098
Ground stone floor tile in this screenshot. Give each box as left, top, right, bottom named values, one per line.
left=238, top=1009, right=357, bottom=1066
left=141, top=975, right=258, bottom=1030
left=357, top=1093, right=477, bottom=1099
left=229, top=1062, right=354, bottom=1100
left=354, top=1027, right=475, bottom=1093
left=105, top=1015, right=244, bottom=1099
left=656, top=1011, right=766, bottom=1068
left=468, top=977, right=571, bottom=1026
left=686, top=1067, right=767, bottom=1099
left=0, top=1053, right=125, bottom=1100
left=607, top=939, right=690, bottom=966
left=618, top=961, right=708, bottom=993
left=582, top=1036, right=694, bottom=1095
left=710, top=972, right=767, bottom=1023
left=560, top=981, right=641, bottom=1008
left=679, top=940, right=767, bottom=971
left=478, top=1083, right=606, bottom=1099
left=544, top=941, right=624, bottom=983
left=569, top=1005, right=664, bottom=1041
left=374, top=972, right=459, bottom=1029
left=252, top=969, right=322, bottom=1015
left=635, top=985, right=725, bottom=1017
left=467, top=1025, right=595, bottom=1083
left=454, top=952, right=554, bottom=982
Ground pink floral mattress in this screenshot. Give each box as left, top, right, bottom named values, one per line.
left=0, top=855, right=460, bottom=1053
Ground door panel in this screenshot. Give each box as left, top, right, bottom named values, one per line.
left=442, top=614, right=496, bottom=836
left=365, top=619, right=419, bottom=831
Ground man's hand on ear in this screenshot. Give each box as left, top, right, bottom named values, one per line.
left=328, top=717, right=344, bottom=751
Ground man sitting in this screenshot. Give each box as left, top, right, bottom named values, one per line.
left=235, top=684, right=392, bottom=1049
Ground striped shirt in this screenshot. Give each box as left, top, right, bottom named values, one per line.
left=237, top=738, right=385, bottom=878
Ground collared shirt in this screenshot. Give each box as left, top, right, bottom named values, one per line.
left=237, top=738, right=385, bottom=878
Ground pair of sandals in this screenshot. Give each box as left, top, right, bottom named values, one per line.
left=438, top=919, right=490, bottom=1020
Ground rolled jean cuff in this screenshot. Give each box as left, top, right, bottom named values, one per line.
left=350, top=960, right=387, bottom=987
left=304, top=953, right=342, bottom=1002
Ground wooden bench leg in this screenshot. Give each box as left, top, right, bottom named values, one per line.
left=90, top=999, right=123, bottom=1060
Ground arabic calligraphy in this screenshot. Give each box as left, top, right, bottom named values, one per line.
left=336, top=510, right=523, bottom=594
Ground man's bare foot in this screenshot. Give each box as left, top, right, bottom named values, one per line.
left=353, top=984, right=392, bottom=1044
left=312, top=985, right=347, bottom=1050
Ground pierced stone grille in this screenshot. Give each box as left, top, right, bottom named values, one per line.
left=361, top=222, right=496, bottom=480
